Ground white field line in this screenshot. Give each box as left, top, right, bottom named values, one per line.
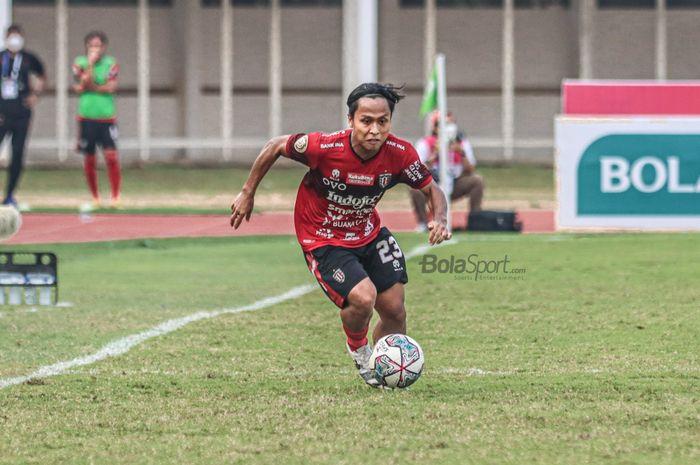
left=0, top=239, right=457, bottom=390
left=0, top=285, right=316, bottom=390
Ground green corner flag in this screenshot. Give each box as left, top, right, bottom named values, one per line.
left=420, top=67, right=438, bottom=118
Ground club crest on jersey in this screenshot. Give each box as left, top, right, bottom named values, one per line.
left=378, top=173, right=392, bottom=188
left=294, top=135, right=309, bottom=153
left=333, top=268, right=345, bottom=283
left=331, top=169, right=341, bottom=181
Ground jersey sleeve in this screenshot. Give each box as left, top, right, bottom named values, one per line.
left=28, top=53, right=45, bottom=78
left=285, top=132, right=323, bottom=168
left=107, top=60, right=119, bottom=81
left=398, top=144, right=433, bottom=190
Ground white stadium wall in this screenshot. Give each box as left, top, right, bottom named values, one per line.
left=12, top=2, right=700, bottom=164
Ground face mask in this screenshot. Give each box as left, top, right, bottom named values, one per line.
left=444, top=123, right=459, bottom=142
left=6, top=34, right=24, bottom=53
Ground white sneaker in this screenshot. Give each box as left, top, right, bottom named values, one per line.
left=346, top=343, right=382, bottom=388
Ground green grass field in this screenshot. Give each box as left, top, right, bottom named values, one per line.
left=1, top=233, right=698, bottom=464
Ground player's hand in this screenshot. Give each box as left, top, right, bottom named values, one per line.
left=79, top=73, right=93, bottom=90
left=88, top=50, right=100, bottom=65
left=23, top=93, right=38, bottom=109
left=427, top=220, right=451, bottom=245
left=230, top=191, right=254, bottom=229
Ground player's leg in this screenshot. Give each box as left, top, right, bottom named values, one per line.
left=4, top=116, right=30, bottom=206
left=409, top=188, right=429, bottom=232
left=373, top=282, right=406, bottom=342
left=101, top=122, right=121, bottom=207
left=451, top=173, right=484, bottom=212
left=363, top=227, right=409, bottom=342
left=303, top=247, right=380, bottom=387
left=340, top=277, right=376, bottom=349
left=303, top=246, right=375, bottom=347
left=340, top=277, right=382, bottom=386
left=79, top=120, right=100, bottom=207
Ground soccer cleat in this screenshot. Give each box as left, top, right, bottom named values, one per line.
left=109, top=197, right=122, bottom=210
left=346, top=343, right=382, bottom=388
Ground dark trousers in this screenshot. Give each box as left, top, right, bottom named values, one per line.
left=0, top=112, right=31, bottom=199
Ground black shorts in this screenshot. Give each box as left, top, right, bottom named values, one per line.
left=77, top=120, right=118, bottom=155
left=303, top=227, right=408, bottom=309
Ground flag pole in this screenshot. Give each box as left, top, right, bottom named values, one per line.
left=435, top=53, right=451, bottom=231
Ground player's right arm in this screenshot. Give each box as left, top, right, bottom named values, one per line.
left=230, top=135, right=290, bottom=229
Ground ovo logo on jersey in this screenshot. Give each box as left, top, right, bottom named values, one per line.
left=323, top=177, right=347, bottom=190
left=578, top=134, right=700, bottom=215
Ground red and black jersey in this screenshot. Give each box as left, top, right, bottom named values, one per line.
left=285, top=129, right=432, bottom=252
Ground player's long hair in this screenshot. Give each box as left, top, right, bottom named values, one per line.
left=346, top=83, right=405, bottom=117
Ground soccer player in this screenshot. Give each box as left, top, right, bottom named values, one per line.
left=0, top=24, right=46, bottom=208
left=230, top=83, right=451, bottom=387
left=72, top=31, right=121, bottom=209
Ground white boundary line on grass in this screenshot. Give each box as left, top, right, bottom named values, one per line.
left=0, top=239, right=457, bottom=390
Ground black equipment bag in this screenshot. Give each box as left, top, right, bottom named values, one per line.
left=466, top=210, right=522, bottom=232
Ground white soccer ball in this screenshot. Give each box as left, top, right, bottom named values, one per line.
left=0, top=206, right=22, bottom=240
left=369, top=334, right=424, bottom=389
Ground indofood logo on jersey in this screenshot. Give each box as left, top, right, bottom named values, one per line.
left=326, top=191, right=382, bottom=209
left=577, top=135, right=700, bottom=215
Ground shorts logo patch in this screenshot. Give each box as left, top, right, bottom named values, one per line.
left=378, top=173, right=392, bottom=188
left=294, top=135, right=309, bottom=153
left=347, top=173, right=375, bottom=186
left=392, top=259, right=403, bottom=272
left=333, top=268, right=345, bottom=283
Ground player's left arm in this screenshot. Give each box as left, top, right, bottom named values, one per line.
left=400, top=141, right=452, bottom=245
left=419, top=180, right=452, bottom=245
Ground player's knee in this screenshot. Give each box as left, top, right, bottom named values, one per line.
left=347, top=281, right=377, bottom=315
left=474, top=175, right=485, bottom=191
left=104, top=150, right=119, bottom=165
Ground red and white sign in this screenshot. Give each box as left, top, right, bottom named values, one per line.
left=562, top=80, right=700, bottom=116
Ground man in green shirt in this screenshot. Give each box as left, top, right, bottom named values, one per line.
left=72, top=30, right=121, bottom=209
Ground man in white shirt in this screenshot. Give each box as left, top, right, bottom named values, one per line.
left=410, top=112, right=484, bottom=231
